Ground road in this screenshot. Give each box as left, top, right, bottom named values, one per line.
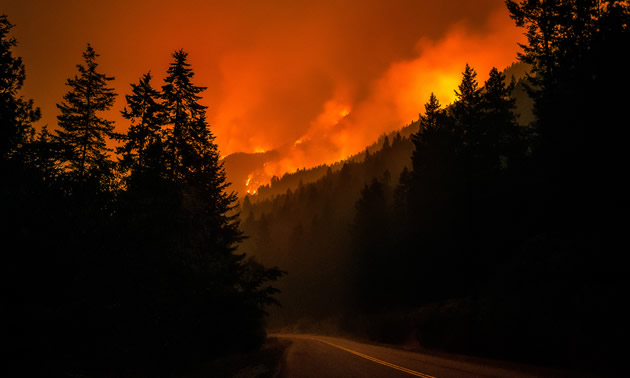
left=273, top=334, right=589, bottom=378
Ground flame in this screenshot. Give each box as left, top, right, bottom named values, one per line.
left=244, top=169, right=272, bottom=195
left=215, top=7, right=524, bottom=196
left=12, top=0, right=522, bottom=198
left=245, top=174, right=257, bottom=195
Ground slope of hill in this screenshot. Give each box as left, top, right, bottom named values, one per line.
left=221, top=120, right=418, bottom=200
left=238, top=133, right=414, bottom=325
left=224, top=63, right=532, bottom=201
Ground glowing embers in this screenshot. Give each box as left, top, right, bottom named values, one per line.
left=245, top=169, right=269, bottom=195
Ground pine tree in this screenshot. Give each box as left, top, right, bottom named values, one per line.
left=405, top=93, right=457, bottom=241
left=112, top=50, right=283, bottom=357
left=56, top=44, right=117, bottom=184
left=0, top=14, right=40, bottom=161
left=410, top=93, right=445, bottom=175
left=451, top=63, right=482, bottom=147
left=22, top=126, right=61, bottom=181
left=506, top=0, right=630, bottom=229
left=480, top=67, right=523, bottom=171
left=505, top=0, right=564, bottom=87
left=158, top=48, right=243, bottom=268
left=419, top=93, right=442, bottom=132
left=119, top=71, right=165, bottom=176
left=161, top=49, right=209, bottom=180
left=381, top=134, right=390, bottom=150
left=161, top=48, right=247, bottom=308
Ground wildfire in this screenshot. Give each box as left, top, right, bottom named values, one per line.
left=245, top=174, right=256, bottom=194
left=224, top=8, right=523, bottom=198
left=244, top=170, right=271, bottom=195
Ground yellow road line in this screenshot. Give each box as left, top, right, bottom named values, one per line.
left=310, top=337, right=437, bottom=378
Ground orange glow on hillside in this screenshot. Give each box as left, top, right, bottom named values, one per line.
left=231, top=8, right=525, bottom=194
left=245, top=174, right=257, bottom=195
left=5, top=1, right=524, bottom=197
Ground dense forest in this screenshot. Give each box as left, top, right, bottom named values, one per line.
left=3, top=0, right=630, bottom=376
left=2, top=15, right=282, bottom=377
left=240, top=0, right=630, bottom=374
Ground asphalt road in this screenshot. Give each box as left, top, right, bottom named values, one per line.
left=273, top=334, right=588, bottom=378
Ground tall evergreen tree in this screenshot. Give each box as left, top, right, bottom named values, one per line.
left=451, top=63, right=482, bottom=148
left=503, top=2, right=630, bottom=369
left=0, top=14, right=40, bottom=161
left=56, top=44, right=117, bottom=185
left=161, top=49, right=209, bottom=180
left=410, top=92, right=443, bottom=174
left=408, top=92, right=453, bottom=191
left=160, top=49, right=241, bottom=256
left=119, top=71, right=165, bottom=177
left=506, top=0, right=630, bottom=230
left=479, top=67, right=522, bottom=172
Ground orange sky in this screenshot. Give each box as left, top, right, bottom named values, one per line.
left=4, top=0, right=524, bottom=188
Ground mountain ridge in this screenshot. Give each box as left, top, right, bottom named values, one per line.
left=223, top=62, right=532, bottom=200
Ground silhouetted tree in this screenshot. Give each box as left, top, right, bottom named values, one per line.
left=55, top=44, right=117, bottom=187
left=410, top=93, right=444, bottom=174
left=408, top=92, right=455, bottom=215
left=21, top=126, right=62, bottom=181
left=451, top=63, right=482, bottom=150
left=0, top=14, right=40, bottom=161
left=119, top=71, right=165, bottom=177
left=161, top=49, right=209, bottom=179
left=506, top=0, right=630, bottom=231
left=113, top=50, right=285, bottom=365
left=473, top=67, right=526, bottom=174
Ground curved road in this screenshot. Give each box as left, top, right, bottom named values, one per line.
left=273, top=334, right=589, bottom=378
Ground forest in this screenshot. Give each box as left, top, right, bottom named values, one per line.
left=241, top=0, right=630, bottom=373
left=2, top=0, right=630, bottom=376
left=2, top=17, right=283, bottom=377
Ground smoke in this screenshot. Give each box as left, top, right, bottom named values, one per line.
left=232, top=7, right=524, bottom=192
left=5, top=0, right=524, bottom=194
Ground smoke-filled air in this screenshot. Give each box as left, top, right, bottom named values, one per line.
left=4, top=0, right=629, bottom=377
left=8, top=0, right=522, bottom=192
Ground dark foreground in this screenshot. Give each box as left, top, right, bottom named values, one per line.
left=274, top=334, right=599, bottom=378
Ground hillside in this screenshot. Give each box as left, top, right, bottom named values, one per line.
left=238, top=133, right=414, bottom=324
left=223, top=121, right=418, bottom=200
left=224, top=63, right=532, bottom=201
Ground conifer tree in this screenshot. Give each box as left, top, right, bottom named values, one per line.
left=0, top=14, right=40, bottom=161
left=419, top=93, right=442, bottom=132
left=160, top=49, right=241, bottom=256
left=451, top=64, right=482, bottom=147
left=56, top=44, right=117, bottom=184
left=506, top=0, right=630, bottom=229
left=22, top=126, right=61, bottom=180
left=405, top=92, right=456, bottom=241
left=161, top=49, right=209, bottom=180
left=410, top=93, right=445, bottom=175
left=480, top=67, right=522, bottom=171
left=119, top=71, right=165, bottom=176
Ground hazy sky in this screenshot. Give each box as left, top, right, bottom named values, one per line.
left=3, top=0, right=524, bottom=182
